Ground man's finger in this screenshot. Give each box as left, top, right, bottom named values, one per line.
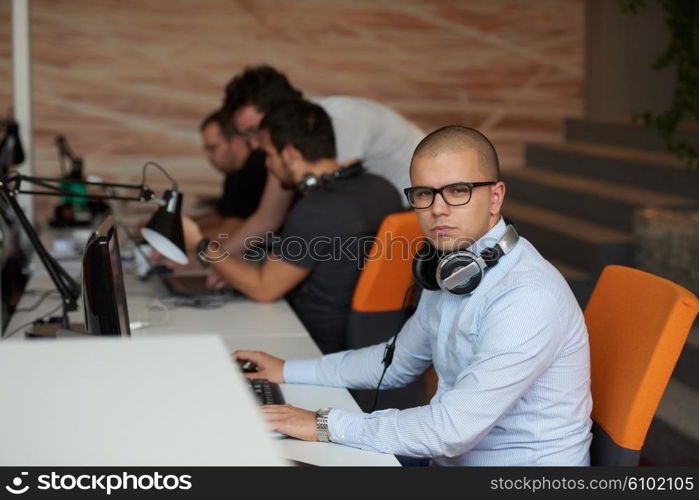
left=260, top=404, right=288, bottom=413
left=233, top=350, right=260, bottom=361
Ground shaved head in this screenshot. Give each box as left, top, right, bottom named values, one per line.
left=411, top=125, right=500, bottom=180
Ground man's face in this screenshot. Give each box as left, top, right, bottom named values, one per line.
left=410, top=149, right=504, bottom=252
left=201, top=122, right=248, bottom=174
left=259, top=129, right=296, bottom=190
left=234, top=104, right=265, bottom=149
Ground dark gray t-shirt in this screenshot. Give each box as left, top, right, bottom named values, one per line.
left=276, top=170, right=403, bottom=354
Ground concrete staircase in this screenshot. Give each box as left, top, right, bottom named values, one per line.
left=503, top=118, right=699, bottom=307
left=502, top=117, right=699, bottom=465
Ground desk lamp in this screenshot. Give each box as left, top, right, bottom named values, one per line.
left=1, top=150, right=187, bottom=335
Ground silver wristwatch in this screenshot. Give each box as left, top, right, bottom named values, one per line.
left=316, top=407, right=332, bottom=442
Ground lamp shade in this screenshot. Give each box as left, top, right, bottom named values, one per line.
left=140, top=189, right=188, bottom=265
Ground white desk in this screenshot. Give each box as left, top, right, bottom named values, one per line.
left=2, top=258, right=400, bottom=467
left=0, top=335, right=287, bottom=466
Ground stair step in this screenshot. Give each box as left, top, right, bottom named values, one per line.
left=503, top=199, right=634, bottom=274
left=686, top=324, right=699, bottom=350
left=672, top=325, right=699, bottom=392
left=566, top=117, right=699, bottom=153
left=642, top=378, right=699, bottom=465
left=504, top=167, right=698, bottom=231
left=643, top=415, right=699, bottom=465
left=655, top=379, right=699, bottom=443
left=526, top=141, right=699, bottom=198
left=672, top=342, right=699, bottom=392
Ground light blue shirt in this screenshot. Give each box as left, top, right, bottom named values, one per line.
left=284, top=218, right=593, bottom=466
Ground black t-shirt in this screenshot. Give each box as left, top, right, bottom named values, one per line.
left=216, top=149, right=267, bottom=218
left=276, top=169, right=403, bottom=354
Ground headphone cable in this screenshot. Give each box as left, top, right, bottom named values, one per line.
left=369, top=283, right=416, bottom=413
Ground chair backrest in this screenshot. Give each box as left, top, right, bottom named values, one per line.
left=585, top=265, right=698, bottom=465
left=351, top=211, right=423, bottom=314
left=347, top=211, right=425, bottom=412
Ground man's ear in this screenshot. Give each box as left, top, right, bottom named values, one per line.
left=281, top=144, right=303, bottom=165
left=490, top=181, right=506, bottom=216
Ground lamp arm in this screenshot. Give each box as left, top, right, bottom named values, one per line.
left=0, top=161, right=184, bottom=331
left=9, top=173, right=155, bottom=202
left=0, top=185, right=80, bottom=327
left=0, top=172, right=158, bottom=328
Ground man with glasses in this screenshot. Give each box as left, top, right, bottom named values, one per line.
left=234, top=126, right=593, bottom=466
left=211, top=65, right=424, bottom=261
left=193, top=109, right=267, bottom=239
left=183, top=100, right=402, bottom=354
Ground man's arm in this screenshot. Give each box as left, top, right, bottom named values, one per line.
left=182, top=215, right=309, bottom=302
left=268, top=287, right=567, bottom=456
left=232, top=300, right=435, bottom=443
left=282, top=301, right=433, bottom=389
left=222, top=174, right=295, bottom=256
left=323, top=286, right=566, bottom=458
left=201, top=216, right=244, bottom=240
left=191, top=208, right=222, bottom=230
left=209, top=252, right=309, bottom=303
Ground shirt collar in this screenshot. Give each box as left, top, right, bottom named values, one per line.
left=466, top=217, right=507, bottom=255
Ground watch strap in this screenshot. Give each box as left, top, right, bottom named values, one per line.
left=195, top=238, right=211, bottom=267
left=316, top=407, right=332, bottom=442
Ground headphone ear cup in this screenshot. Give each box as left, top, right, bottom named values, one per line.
left=412, top=240, right=440, bottom=291
left=437, top=251, right=484, bottom=295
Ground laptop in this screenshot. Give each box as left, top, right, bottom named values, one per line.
left=161, top=272, right=237, bottom=298
left=117, top=223, right=237, bottom=298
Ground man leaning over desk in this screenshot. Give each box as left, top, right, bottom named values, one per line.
left=182, top=99, right=402, bottom=354
left=192, top=109, right=267, bottom=240
left=235, top=126, right=593, bottom=466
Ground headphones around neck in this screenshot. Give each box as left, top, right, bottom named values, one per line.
left=297, top=162, right=364, bottom=192
left=413, top=224, right=519, bottom=295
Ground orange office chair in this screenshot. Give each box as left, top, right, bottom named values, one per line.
left=585, top=265, right=699, bottom=465
left=347, top=211, right=427, bottom=412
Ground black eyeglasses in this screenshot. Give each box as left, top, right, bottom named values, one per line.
left=239, top=127, right=261, bottom=142
left=403, top=182, right=496, bottom=209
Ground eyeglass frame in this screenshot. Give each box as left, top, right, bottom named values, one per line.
left=403, top=181, right=497, bottom=209
left=237, top=126, right=261, bottom=145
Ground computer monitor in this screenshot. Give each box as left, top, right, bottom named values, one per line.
left=82, top=215, right=130, bottom=336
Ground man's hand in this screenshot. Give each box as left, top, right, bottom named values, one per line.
left=150, top=248, right=186, bottom=269
left=206, top=270, right=229, bottom=290
left=233, top=350, right=285, bottom=384
left=261, top=405, right=318, bottom=441
left=182, top=215, right=204, bottom=254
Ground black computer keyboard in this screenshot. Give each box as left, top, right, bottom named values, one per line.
left=248, top=378, right=285, bottom=405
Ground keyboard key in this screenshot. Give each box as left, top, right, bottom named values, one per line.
left=248, top=378, right=285, bottom=405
